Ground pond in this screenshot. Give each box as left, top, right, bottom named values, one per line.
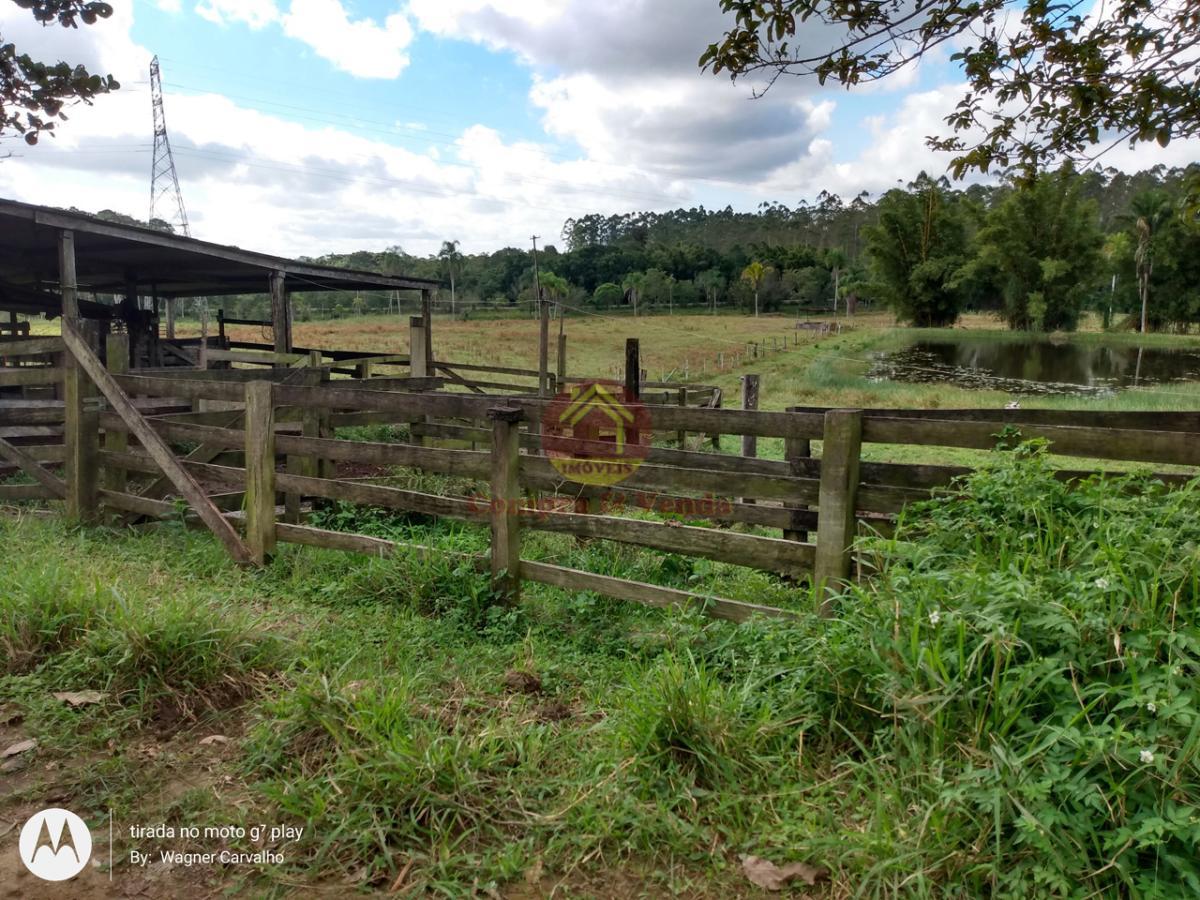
left=869, top=338, right=1200, bottom=395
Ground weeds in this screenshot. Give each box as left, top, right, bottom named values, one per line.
left=2, top=442, right=1198, bottom=896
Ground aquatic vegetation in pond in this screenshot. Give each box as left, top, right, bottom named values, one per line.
left=870, top=338, right=1200, bottom=394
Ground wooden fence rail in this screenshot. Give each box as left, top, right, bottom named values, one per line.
left=9, top=334, right=1200, bottom=623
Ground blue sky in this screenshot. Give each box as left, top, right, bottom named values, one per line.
left=0, top=0, right=1189, bottom=257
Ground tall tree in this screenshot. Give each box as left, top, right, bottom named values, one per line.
left=1, top=1, right=119, bottom=144
left=1129, top=192, right=1174, bottom=333
left=741, top=260, right=766, bottom=317
left=864, top=176, right=969, bottom=327
left=973, top=169, right=1103, bottom=331
left=701, top=1, right=1200, bottom=177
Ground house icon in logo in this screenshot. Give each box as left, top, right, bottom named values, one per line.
left=559, top=381, right=637, bottom=456
left=542, top=379, right=652, bottom=487
left=18, top=808, right=92, bottom=882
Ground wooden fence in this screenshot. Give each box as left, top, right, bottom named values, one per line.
left=4, top=329, right=1200, bottom=623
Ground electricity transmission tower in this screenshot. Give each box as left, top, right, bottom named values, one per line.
left=149, top=55, right=197, bottom=341
left=149, top=56, right=190, bottom=236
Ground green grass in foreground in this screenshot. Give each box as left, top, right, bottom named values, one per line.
left=2, top=445, right=1198, bottom=896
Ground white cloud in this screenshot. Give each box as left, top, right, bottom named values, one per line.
left=0, top=2, right=683, bottom=257
left=195, top=0, right=279, bottom=30
left=155, top=0, right=183, bottom=12
left=280, top=0, right=414, bottom=78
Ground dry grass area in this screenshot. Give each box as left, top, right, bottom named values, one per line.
left=218, top=311, right=860, bottom=381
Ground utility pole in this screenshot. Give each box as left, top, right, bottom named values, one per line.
left=532, top=235, right=549, bottom=397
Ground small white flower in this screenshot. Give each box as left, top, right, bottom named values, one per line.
left=1094, top=577, right=1110, bottom=590
left=1139, top=749, right=1155, bottom=764
left=1173, top=666, right=1183, bottom=677
left=928, top=609, right=941, bottom=626
left=1146, top=703, right=1157, bottom=714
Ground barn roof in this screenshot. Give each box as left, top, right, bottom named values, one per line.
left=0, top=197, right=438, bottom=313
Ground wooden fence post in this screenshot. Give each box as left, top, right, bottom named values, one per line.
left=783, top=433, right=812, bottom=543
left=488, top=406, right=523, bottom=604
left=676, top=386, right=687, bottom=448
left=557, top=333, right=567, bottom=385
left=624, top=338, right=640, bottom=400
left=244, top=380, right=277, bottom=566
left=740, top=374, right=760, bottom=504
left=409, top=316, right=428, bottom=378
left=710, top=388, right=722, bottom=449
left=409, top=316, right=429, bottom=447
left=813, top=408, right=863, bottom=615
left=102, top=332, right=129, bottom=496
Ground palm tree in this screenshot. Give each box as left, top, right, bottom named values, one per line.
left=438, top=240, right=461, bottom=316
left=1128, top=192, right=1173, bottom=333
left=696, top=269, right=725, bottom=314
left=741, top=260, right=766, bottom=317
left=622, top=272, right=646, bottom=317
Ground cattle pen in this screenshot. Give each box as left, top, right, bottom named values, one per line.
left=3, top=199, right=1200, bottom=623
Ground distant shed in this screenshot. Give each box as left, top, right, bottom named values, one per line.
left=0, top=197, right=438, bottom=362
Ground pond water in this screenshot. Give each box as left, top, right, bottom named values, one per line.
left=869, top=339, right=1200, bottom=395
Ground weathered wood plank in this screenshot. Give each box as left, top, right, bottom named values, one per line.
left=0, top=436, right=66, bottom=498
left=522, top=507, right=815, bottom=576
left=273, top=471, right=487, bottom=522
left=0, top=336, right=66, bottom=357
left=274, top=432, right=491, bottom=480
left=862, top=416, right=1200, bottom=466
left=791, top=405, right=1200, bottom=433
left=520, top=560, right=796, bottom=624
left=0, top=483, right=54, bottom=501
left=520, top=454, right=820, bottom=504
left=0, top=367, right=64, bottom=387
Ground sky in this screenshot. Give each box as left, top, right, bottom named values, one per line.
left=0, top=0, right=1194, bottom=259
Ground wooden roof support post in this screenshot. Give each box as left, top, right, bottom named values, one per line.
left=421, top=288, right=433, bottom=371
left=270, top=270, right=292, bottom=357
left=59, top=229, right=79, bottom=319
left=60, top=229, right=99, bottom=524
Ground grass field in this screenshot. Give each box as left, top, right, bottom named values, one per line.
left=4, top=312, right=1200, bottom=896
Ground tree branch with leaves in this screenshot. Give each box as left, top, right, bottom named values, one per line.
left=1, top=0, right=119, bottom=145
left=701, top=0, right=1200, bottom=178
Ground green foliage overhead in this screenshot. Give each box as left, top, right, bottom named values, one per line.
left=1, top=0, right=119, bottom=144
left=701, top=0, right=1200, bottom=178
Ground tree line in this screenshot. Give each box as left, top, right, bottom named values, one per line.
left=274, top=163, right=1198, bottom=332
